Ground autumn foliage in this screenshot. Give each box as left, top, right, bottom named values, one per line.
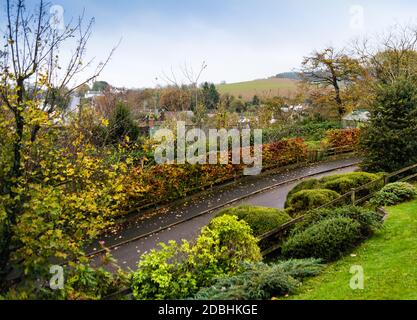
left=324, top=128, right=361, bottom=148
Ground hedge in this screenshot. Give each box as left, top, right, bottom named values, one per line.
left=286, top=189, right=341, bottom=214
left=319, top=172, right=381, bottom=195
left=324, top=128, right=361, bottom=148
left=285, top=179, right=321, bottom=207
left=217, top=205, right=292, bottom=237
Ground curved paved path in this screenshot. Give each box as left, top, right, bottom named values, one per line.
left=91, top=158, right=360, bottom=270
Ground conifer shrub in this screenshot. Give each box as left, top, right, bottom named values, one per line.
left=291, top=206, right=383, bottom=238
left=194, top=259, right=324, bottom=300
left=371, top=182, right=417, bottom=207
left=281, top=217, right=363, bottom=261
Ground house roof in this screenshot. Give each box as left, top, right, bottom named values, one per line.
left=342, top=109, right=370, bottom=122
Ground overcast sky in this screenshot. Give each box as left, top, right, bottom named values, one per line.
left=54, top=0, right=417, bottom=88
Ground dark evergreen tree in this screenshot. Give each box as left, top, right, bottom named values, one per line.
left=361, top=77, right=417, bottom=172
left=108, top=102, right=139, bottom=143
left=201, top=82, right=220, bottom=110
left=252, top=95, right=261, bottom=106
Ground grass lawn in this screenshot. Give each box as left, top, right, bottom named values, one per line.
left=287, top=200, right=417, bottom=300
left=216, top=78, right=298, bottom=100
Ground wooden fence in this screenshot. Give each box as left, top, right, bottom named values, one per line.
left=259, top=162, right=417, bottom=256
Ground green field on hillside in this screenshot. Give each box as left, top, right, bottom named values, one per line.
left=287, top=200, right=417, bottom=300
left=216, top=78, right=298, bottom=100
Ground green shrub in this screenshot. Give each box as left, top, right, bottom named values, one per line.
left=286, top=189, right=340, bottom=214
left=131, top=215, right=261, bottom=300
left=371, top=182, right=417, bottom=207
left=285, top=179, right=320, bottom=207
left=217, top=205, right=292, bottom=236
left=319, top=172, right=380, bottom=195
left=194, top=259, right=324, bottom=300
left=281, top=217, right=363, bottom=261
left=291, top=206, right=383, bottom=238
left=197, top=215, right=262, bottom=277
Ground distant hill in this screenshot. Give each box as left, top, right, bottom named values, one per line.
left=216, top=78, right=298, bottom=101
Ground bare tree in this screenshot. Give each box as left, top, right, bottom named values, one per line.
left=158, top=61, right=207, bottom=111
left=353, top=24, right=417, bottom=84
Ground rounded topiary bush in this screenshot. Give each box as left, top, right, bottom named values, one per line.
left=281, top=217, right=362, bottom=261
left=319, top=172, right=380, bottom=195
left=371, top=182, right=417, bottom=207
left=285, top=179, right=320, bottom=208
left=217, top=205, right=292, bottom=237
left=291, top=205, right=383, bottom=238
left=286, top=189, right=340, bottom=214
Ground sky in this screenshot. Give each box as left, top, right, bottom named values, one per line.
left=53, top=0, right=417, bottom=88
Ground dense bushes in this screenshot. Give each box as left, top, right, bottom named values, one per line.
left=262, top=120, right=342, bottom=143
left=371, top=182, right=417, bottom=207
left=217, top=205, right=292, bottom=236
left=131, top=215, right=261, bottom=300
left=194, top=259, right=324, bottom=300
left=286, top=189, right=340, bottom=214
left=282, top=217, right=363, bottom=261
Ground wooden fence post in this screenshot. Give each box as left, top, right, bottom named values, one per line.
left=351, top=189, right=356, bottom=205
left=384, top=175, right=390, bottom=186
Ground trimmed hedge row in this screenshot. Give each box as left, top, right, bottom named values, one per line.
left=285, top=189, right=341, bottom=215
left=285, top=172, right=382, bottom=214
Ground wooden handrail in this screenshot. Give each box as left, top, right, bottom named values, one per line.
left=258, top=161, right=417, bottom=253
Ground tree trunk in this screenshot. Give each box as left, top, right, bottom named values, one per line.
left=332, top=76, right=345, bottom=118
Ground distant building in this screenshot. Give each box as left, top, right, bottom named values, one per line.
left=342, top=109, right=370, bottom=128
left=85, top=91, right=104, bottom=99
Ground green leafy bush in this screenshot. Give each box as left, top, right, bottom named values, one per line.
left=217, top=205, right=292, bottom=236
left=3, top=264, right=129, bottom=300
left=286, top=189, right=340, bottom=214
left=282, top=217, right=363, bottom=261
left=291, top=206, right=383, bottom=238
left=320, top=172, right=380, bottom=195
left=131, top=215, right=261, bottom=300
left=371, top=182, right=417, bottom=207
left=194, top=259, right=324, bottom=300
